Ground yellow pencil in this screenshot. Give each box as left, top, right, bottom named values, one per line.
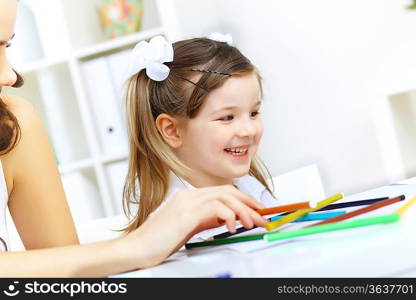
left=265, top=193, right=344, bottom=231
left=396, top=195, right=416, bottom=215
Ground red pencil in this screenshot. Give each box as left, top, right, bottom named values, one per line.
left=305, top=195, right=405, bottom=228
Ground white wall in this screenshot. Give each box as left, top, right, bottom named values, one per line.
left=171, top=0, right=416, bottom=196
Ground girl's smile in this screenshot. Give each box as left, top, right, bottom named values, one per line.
left=224, top=144, right=250, bottom=159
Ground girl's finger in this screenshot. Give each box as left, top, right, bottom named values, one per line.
left=217, top=193, right=262, bottom=229
left=212, top=201, right=237, bottom=233
left=221, top=185, right=265, bottom=209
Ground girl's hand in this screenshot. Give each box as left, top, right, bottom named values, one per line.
left=176, top=185, right=268, bottom=233
left=122, top=185, right=268, bottom=268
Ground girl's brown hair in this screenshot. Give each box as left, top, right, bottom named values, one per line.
left=123, top=37, right=273, bottom=232
left=0, top=71, right=24, bottom=154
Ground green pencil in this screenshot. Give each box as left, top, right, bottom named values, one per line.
left=264, top=213, right=400, bottom=242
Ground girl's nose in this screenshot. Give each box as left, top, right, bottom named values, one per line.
left=237, top=119, right=257, bottom=137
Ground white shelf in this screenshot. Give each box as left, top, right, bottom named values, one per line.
left=16, top=27, right=166, bottom=75
left=17, top=57, right=68, bottom=74
left=75, top=27, right=166, bottom=59
left=100, top=153, right=129, bottom=165
left=58, top=154, right=128, bottom=195
left=59, top=158, right=95, bottom=175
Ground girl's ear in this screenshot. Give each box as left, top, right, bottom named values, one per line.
left=155, top=113, right=183, bottom=148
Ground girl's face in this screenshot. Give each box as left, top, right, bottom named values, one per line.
left=0, top=0, right=18, bottom=88
left=176, top=72, right=264, bottom=187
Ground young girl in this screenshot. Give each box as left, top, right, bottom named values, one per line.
left=123, top=35, right=277, bottom=240
left=0, top=0, right=267, bottom=276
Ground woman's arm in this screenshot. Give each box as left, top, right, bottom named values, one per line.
left=2, top=95, right=79, bottom=249
left=0, top=238, right=130, bottom=277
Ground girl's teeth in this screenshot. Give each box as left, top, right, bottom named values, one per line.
left=225, top=148, right=248, bottom=155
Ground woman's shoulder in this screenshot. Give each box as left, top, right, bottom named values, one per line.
left=1, top=95, right=46, bottom=191
left=1, top=94, right=45, bottom=156
left=2, top=95, right=39, bottom=129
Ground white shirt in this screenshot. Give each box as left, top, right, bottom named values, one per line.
left=152, top=173, right=278, bottom=241
left=0, top=161, right=9, bottom=252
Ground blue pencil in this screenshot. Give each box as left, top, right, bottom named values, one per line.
left=270, top=211, right=346, bottom=222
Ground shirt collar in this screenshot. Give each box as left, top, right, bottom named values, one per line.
left=169, top=172, right=267, bottom=201
left=233, top=175, right=266, bottom=201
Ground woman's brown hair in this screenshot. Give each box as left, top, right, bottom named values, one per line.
left=0, top=70, right=24, bottom=154
left=123, top=37, right=274, bottom=232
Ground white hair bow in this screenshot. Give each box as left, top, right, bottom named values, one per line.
left=209, top=32, right=233, bottom=45
left=128, top=35, right=173, bottom=81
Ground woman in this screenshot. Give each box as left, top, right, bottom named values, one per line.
left=0, top=0, right=267, bottom=277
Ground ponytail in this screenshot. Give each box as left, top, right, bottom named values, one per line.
left=122, top=72, right=190, bottom=232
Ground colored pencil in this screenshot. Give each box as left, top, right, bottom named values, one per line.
left=265, top=193, right=344, bottom=231
left=212, top=224, right=260, bottom=240
left=270, top=211, right=346, bottom=222
left=316, top=197, right=389, bottom=211
left=256, top=201, right=311, bottom=216
left=212, top=211, right=346, bottom=240
left=185, top=232, right=265, bottom=249
left=276, top=197, right=390, bottom=217
left=396, top=196, right=416, bottom=215
left=264, top=213, right=400, bottom=242
left=305, top=195, right=405, bottom=228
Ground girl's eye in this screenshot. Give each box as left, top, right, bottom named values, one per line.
left=6, top=43, right=11, bottom=48
left=219, top=115, right=234, bottom=121
left=250, top=111, right=260, bottom=118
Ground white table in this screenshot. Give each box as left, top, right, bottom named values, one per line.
left=111, top=182, right=416, bottom=277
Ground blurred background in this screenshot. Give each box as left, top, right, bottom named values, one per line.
left=4, top=0, right=416, bottom=227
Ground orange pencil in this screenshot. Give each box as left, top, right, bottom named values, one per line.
left=256, top=201, right=311, bottom=216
